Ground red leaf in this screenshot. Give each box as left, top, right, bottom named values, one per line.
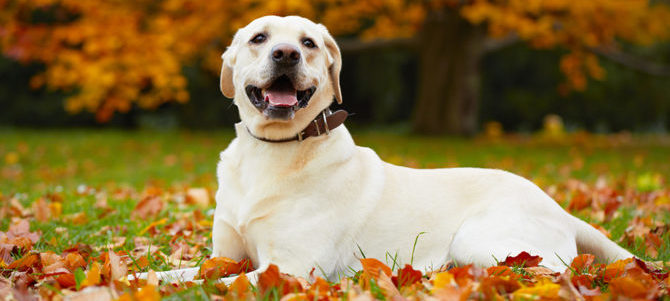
left=393, top=264, right=422, bottom=288
left=500, top=251, right=542, bottom=268
left=633, top=257, right=668, bottom=281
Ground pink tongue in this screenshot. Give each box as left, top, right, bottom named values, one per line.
left=265, top=90, right=298, bottom=107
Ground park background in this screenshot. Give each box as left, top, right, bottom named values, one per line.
left=2, top=1, right=670, bottom=300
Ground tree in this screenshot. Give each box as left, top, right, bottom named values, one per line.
left=1, top=0, right=669, bottom=133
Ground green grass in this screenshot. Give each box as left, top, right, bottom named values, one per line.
left=1, top=128, right=669, bottom=266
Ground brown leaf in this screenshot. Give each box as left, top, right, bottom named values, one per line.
left=64, top=286, right=116, bottom=301
left=108, top=251, right=127, bottom=281
left=7, top=219, right=41, bottom=243
left=131, top=195, right=164, bottom=220
left=32, top=197, right=51, bottom=222
left=500, top=251, right=542, bottom=268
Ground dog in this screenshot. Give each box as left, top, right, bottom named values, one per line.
left=144, top=15, right=633, bottom=283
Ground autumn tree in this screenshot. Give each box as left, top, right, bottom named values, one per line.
left=2, top=0, right=669, bottom=133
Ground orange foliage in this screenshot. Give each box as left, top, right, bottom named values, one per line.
left=1, top=0, right=669, bottom=120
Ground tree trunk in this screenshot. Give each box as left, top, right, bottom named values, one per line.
left=412, top=8, right=486, bottom=136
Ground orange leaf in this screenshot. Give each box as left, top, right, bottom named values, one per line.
left=134, top=284, right=161, bottom=301
left=7, top=253, right=38, bottom=271
left=480, top=275, right=521, bottom=299
left=258, top=264, right=303, bottom=296
left=55, top=273, right=77, bottom=288
left=602, top=258, right=632, bottom=282
left=228, top=272, right=251, bottom=298
left=570, top=254, right=595, bottom=272
left=65, top=252, right=87, bottom=271
left=199, top=257, right=251, bottom=279
left=450, top=265, right=476, bottom=287
left=360, top=258, right=392, bottom=279
left=500, top=251, right=542, bottom=268
left=609, top=276, right=649, bottom=299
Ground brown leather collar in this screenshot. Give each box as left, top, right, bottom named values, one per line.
left=246, top=109, right=348, bottom=143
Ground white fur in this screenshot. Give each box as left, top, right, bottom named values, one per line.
left=142, top=15, right=632, bottom=283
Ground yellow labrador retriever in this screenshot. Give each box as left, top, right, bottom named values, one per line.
left=146, top=15, right=632, bottom=283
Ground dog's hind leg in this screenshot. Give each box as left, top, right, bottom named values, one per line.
left=447, top=210, right=577, bottom=272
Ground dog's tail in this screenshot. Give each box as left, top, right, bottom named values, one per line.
left=572, top=215, right=634, bottom=262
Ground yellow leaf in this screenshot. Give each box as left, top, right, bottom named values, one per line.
left=431, top=272, right=455, bottom=293
left=512, top=278, right=560, bottom=300
left=81, top=261, right=102, bottom=288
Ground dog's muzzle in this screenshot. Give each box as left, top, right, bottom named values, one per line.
left=245, top=75, right=316, bottom=120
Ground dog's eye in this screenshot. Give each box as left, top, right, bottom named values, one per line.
left=302, top=38, right=316, bottom=49
left=250, top=33, right=267, bottom=44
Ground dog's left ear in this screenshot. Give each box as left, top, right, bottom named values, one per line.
left=320, top=25, right=342, bottom=104
left=220, top=42, right=238, bottom=99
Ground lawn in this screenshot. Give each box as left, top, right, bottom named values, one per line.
left=1, top=128, right=669, bottom=300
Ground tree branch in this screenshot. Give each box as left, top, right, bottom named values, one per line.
left=482, top=34, right=520, bottom=53
left=336, top=37, right=417, bottom=54
left=590, top=46, right=670, bottom=76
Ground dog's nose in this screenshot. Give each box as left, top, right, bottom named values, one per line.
left=271, top=44, right=300, bottom=67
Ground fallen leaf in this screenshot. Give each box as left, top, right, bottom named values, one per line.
left=228, top=272, right=251, bottom=299
left=393, top=264, right=422, bottom=288
left=65, top=252, right=87, bottom=271
left=185, top=187, right=210, bottom=207
left=500, top=251, right=542, bottom=268
left=7, top=253, right=38, bottom=271
left=258, top=264, right=303, bottom=296
left=199, top=257, right=250, bottom=279
left=570, top=254, right=595, bottom=272
left=80, top=261, right=102, bottom=288
left=131, top=195, right=164, bottom=220
left=512, top=278, right=560, bottom=300
left=360, top=258, right=392, bottom=279
left=108, top=251, right=127, bottom=281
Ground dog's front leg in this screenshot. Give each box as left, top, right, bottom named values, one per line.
left=211, top=216, right=246, bottom=260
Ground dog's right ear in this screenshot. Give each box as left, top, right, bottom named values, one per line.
left=319, top=24, right=342, bottom=104
left=220, top=43, right=238, bottom=99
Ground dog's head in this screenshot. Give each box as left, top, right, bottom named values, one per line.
left=220, top=16, right=342, bottom=140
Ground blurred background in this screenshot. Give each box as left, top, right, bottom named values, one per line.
left=2, top=1, right=670, bottom=268
left=1, top=0, right=669, bottom=135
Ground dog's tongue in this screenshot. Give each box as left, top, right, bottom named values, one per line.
left=265, top=90, right=298, bottom=107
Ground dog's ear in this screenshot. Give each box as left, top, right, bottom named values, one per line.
left=320, top=25, right=342, bottom=104
left=220, top=43, right=238, bottom=99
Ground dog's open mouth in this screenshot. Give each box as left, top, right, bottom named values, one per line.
left=245, top=75, right=316, bottom=120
